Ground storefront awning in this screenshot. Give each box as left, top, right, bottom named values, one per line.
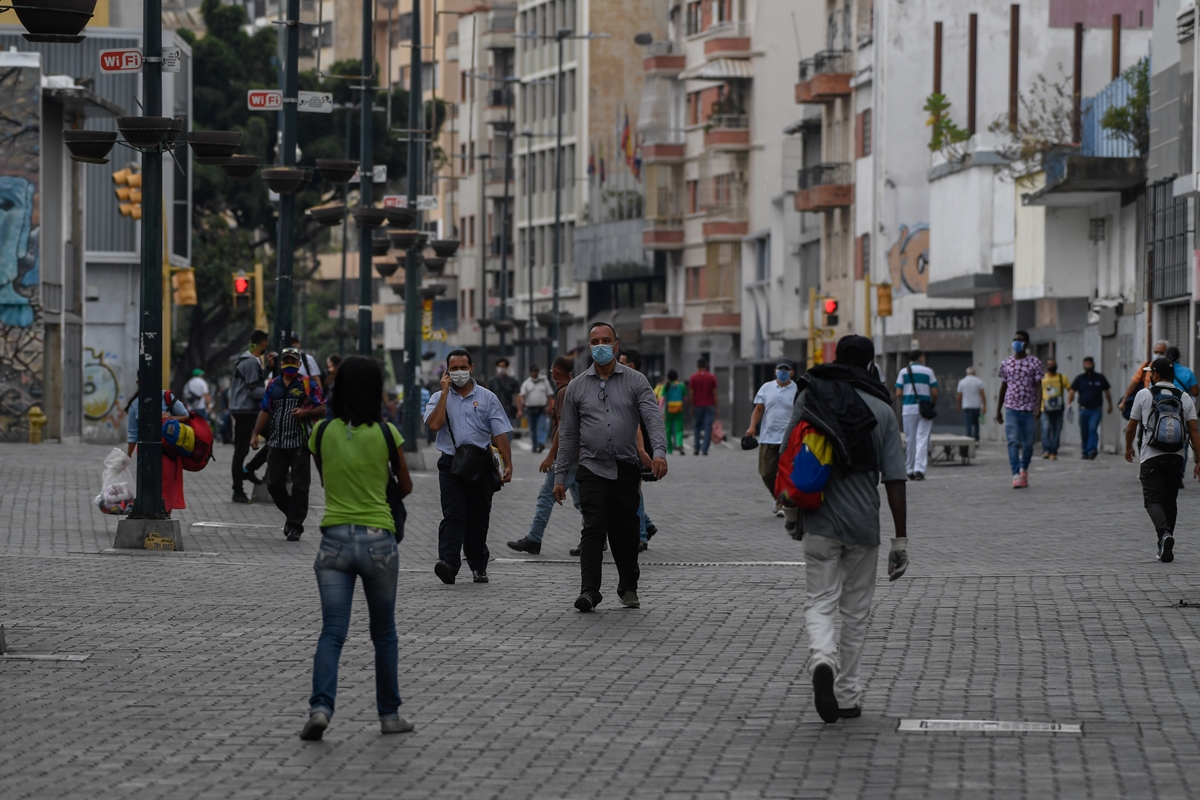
left=679, top=58, right=754, bottom=81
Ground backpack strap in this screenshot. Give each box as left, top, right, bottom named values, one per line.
left=312, top=419, right=330, bottom=486
left=379, top=422, right=403, bottom=479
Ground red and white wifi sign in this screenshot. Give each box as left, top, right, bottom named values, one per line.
left=99, top=49, right=143, bottom=73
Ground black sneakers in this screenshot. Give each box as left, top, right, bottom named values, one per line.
left=812, top=663, right=839, bottom=723
left=1159, top=534, right=1175, bottom=563
left=434, top=560, right=456, bottom=584
left=637, top=541, right=648, bottom=553
left=574, top=594, right=595, bottom=612
left=232, top=491, right=250, bottom=504
left=506, top=538, right=541, bottom=554
left=472, top=570, right=489, bottom=583
left=285, top=524, right=303, bottom=542
left=243, top=469, right=263, bottom=485
left=645, top=524, right=658, bottom=540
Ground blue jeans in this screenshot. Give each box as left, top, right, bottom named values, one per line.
left=963, top=409, right=980, bottom=441
left=694, top=406, right=716, bottom=454
left=1078, top=406, right=1102, bottom=457
left=309, top=524, right=401, bottom=720
left=1004, top=408, right=1036, bottom=475
left=1041, top=410, right=1064, bottom=454
left=527, top=463, right=580, bottom=543
left=638, top=491, right=655, bottom=543
left=526, top=406, right=546, bottom=449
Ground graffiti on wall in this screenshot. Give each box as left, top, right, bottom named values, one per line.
left=83, top=347, right=126, bottom=439
left=888, top=223, right=930, bottom=295
left=0, top=64, right=41, bottom=442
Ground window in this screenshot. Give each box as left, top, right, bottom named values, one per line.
left=686, top=266, right=704, bottom=299
left=687, top=179, right=698, bottom=213
left=686, top=1, right=702, bottom=35
left=468, top=288, right=476, bottom=319
left=857, top=109, right=872, bottom=158
left=755, top=236, right=770, bottom=282
left=468, top=141, right=475, bottom=174
left=468, top=215, right=476, bottom=247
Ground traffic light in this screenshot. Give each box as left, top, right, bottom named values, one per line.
left=112, top=167, right=142, bottom=220
left=233, top=270, right=251, bottom=308
left=172, top=268, right=197, bottom=306
left=822, top=297, right=839, bottom=327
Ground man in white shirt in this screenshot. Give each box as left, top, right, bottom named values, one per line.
left=182, top=368, right=212, bottom=421
left=1125, top=357, right=1200, bottom=563
left=517, top=365, right=555, bottom=453
left=894, top=349, right=938, bottom=481
left=288, top=335, right=323, bottom=391
left=956, top=366, right=986, bottom=441
left=745, top=358, right=799, bottom=507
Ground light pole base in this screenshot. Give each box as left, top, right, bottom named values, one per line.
left=113, top=518, right=184, bottom=552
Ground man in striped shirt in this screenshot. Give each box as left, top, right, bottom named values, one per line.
left=894, top=349, right=938, bottom=481
left=252, top=348, right=326, bottom=540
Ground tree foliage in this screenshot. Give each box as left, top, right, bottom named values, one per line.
left=1100, top=58, right=1150, bottom=157
left=987, top=66, right=1077, bottom=178
left=923, top=93, right=971, bottom=158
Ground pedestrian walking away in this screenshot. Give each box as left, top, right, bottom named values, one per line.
left=688, top=359, right=718, bottom=455
left=555, top=322, right=668, bottom=612
left=1166, top=346, right=1199, bottom=478
left=996, top=331, right=1043, bottom=488
left=252, top=348, right=326, bottom=541
left=746, top=358, right=799, bottom=509
left=518, top=364, right=555, bottom=453
left=508, top=355, right=582, bottom=555
left=301, top=355, right=415, bottom=742
left=125, top=386, right=191, bottom=513
left=781, top=335, right=908, bottom=723
left=182, top=368, right=213, bottom=423
left=955, top=366, right=986, bottom=442
left=487, top=358, right=521, bottom=437
left=895, top=349, right=937, bottom=481
left=1040, top=359, right=1069, bottom=459
left=228, top=329, right=274, bottom=503
left=289, top=334, right=324, bottom=391
left=425, top=349, right=514, bottom=584
left=1124, top=357, right=1200, bottom=564
left=1068, top=357, right=1112, bottom=460
left=656, top=370, right=688, bottom=454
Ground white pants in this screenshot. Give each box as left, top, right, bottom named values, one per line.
left=903, top=413, right=933, bottom=475
left=803, top=533, right=879, bottom=709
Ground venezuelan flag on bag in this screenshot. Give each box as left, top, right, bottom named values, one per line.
left=162, top=418, right=197, bottom=458
left=774, top=420, right=833, bottom=511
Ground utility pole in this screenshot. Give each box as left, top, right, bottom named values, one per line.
left=401, top=0, right=425, bottom=451
left=357, top=0, right=376, bottom=355
left=130, top=0, right=166, bottom=522
left=497, top=79, right=514, bottom=362
left=549, top=28, right=568, bottom=367
left=338, top=103, right=354, bottom=355
left=273, top=0, right=300, bottom=355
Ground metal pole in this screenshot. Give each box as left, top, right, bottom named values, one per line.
left=357, top=0, right=376, bottom=355
left=338, top=105, right=351, bottom=355
left=132, top=0, right=165, bottom=519
left=273, top=0, right=300, bottom=355
left=480, top=151, right=488, bottom=368
left=550, top=31, right=568, bottom=366
left=401, top=0, right=425, bottom=451
left=498, top=83, right=514, bottom=361
left=527, top=135, right=534, bottom=374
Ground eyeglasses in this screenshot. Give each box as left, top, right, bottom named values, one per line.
left=598, top=378, right=607, bottom=402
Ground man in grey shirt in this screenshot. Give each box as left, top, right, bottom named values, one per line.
left=781, top=335, right=909, bottom=723
left=554, top=322, right=668, bottom=612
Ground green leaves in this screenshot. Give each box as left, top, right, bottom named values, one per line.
left=1100, top=58, right=1149, bottom=157
left=923, top=93, right=971, bottom=154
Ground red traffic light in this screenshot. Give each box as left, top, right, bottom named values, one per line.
left=823, top=298, right=839, bottom=314
left=234, top=276, right=250, bottom=294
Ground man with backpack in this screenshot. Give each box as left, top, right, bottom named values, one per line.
left=1039, top=359, right=1069, bottom=459
left=251, top=348, right=326, bottom=541
left=229, top=330, right=274, bottom=504
left=779, top=335, right=908, bottom=723
left=1125, top=357, right=1200, bottom=563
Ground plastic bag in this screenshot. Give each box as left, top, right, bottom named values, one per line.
left=94, top=447, right=135, bottom=515
left=711, top=417, right=725, bottom=445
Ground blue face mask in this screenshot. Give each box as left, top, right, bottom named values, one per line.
left=776, top=369, right=791, bottom=383
left=591, top=344, right=615, bottom=365
left=1012, top=340, right=1025, bottom=353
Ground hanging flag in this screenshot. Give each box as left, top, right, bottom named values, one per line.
left=632, top=137, right=643, bottom=181
left=620, top=107, right=633, bottom=170
left=588, top=144, right=596, bottom=179
left=598, top=142, right=606, bottom=184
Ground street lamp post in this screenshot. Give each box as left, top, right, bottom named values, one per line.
left=272, top=0, right=301, bottom=356
left=337, top=102, right=355, bottom=355
left=400, top=0, right=426, bottom=451
left=357, top=0, right=375, bottom=356
left=497, top=80, right=515, bottom=363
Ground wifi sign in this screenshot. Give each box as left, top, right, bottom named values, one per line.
left=246, top=90, right=283, bottom=111
left=98, top=49, right=143, bottom=73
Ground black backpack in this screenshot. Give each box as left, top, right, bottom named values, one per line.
left=1144, top=386, right=1187, bottom=453
left=313, top=419, right=408, bottom=541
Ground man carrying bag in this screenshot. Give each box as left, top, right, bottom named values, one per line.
left=424, top=349, right=514, bottom=585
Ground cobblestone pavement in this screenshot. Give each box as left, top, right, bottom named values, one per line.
left=4, top=435, right=1200, bottom=799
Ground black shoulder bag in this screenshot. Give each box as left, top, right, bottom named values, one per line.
left=906, top=363, right=938, bottom=420
left=443, top=410, right=494, bottom=483
left=313, top=419, right=408, bottom=542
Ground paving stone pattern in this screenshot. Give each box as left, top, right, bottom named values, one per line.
left=3, top=438, right=1200, bottom=798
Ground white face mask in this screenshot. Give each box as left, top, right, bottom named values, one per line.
left=449, top=370, right=471, bottom=387
left=496, top=367, right=508, bottom=376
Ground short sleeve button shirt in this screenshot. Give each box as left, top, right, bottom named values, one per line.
left=752, top=380, right=798, bottom=445
left=999, top=355, right=1044, bottom=412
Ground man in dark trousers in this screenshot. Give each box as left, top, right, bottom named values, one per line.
left=425, top=349, right=514, bottom=584
left=554, top=322, right=668, bottom=612
left=688, top=358, right=718, bottom=455
left=487, top=357, right=520, bottom=435
left=251, top=348, right=325, bottom=541
left=229, top=329, right=273, bottom=503
left=782, top=335, right=908, bottom=723
left=1124, top=357, right=1200, bottom=563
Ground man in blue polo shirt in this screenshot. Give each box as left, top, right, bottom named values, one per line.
left=424, top=349, right=514, bottom=585
left=1068, top=357, right=1113, bottom=460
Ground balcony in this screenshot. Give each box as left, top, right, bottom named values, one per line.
left=481, top=7, right=515, bottom=50
left=703, top=114, right=750, bottom=150
left=795, top=50, right=852, bottom=104
left=483, top=89, right=514, bottom=127
left=795, top=163, right=853, bottom=212
left=642, top=217, right=684, bottom=249
left=643, top=142, right=685, bottom=162
left=484, top=166, right=513, bottom=197
left=641, top=302, right=683, bottom=335
left=702, top=21, right=751, bottom=58
left=643, top=40, right=685, bottom=76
